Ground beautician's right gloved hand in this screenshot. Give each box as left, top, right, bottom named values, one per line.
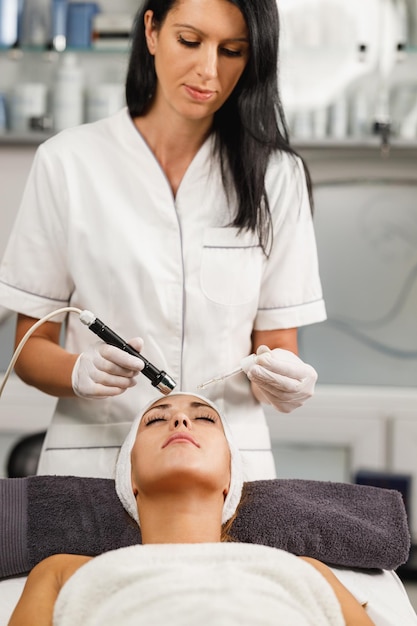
left=71, top=338, right=145, bottom=399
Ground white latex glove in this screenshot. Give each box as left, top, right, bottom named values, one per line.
left=71, top=337, right=145, bottom=399
left=241, top=345, right=317, bottom=414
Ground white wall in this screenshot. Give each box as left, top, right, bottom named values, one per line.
left=0, top=145, right=37, bottom=257
left=0, top=145, right=37, bottom=366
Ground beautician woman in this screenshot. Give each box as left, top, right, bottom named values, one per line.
left=0, top=0, right=326, bottom=479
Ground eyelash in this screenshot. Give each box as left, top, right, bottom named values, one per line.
left=178, top=35, right=198, bottom=48
left=177, top=35, right=243, bottom=58
left=195, top=415, right=217, bottom=423
left=144, top=416, right=167, bottom=426
left=144, top=414, right=217, bottom=426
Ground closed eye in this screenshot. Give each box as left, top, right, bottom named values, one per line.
left=195, top=415, right=217, bottom=423
left=178, top=35, right=199, bottom=48
left=178, top=35, right=245, bottom=58
left=144, top=416, right=167, bottom=426
left=220, top=47, right=244, bottom=58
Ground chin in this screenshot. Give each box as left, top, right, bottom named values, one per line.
left=149, top=467, right=225, bottom=493
left=174, top=101, right=218, bottom=122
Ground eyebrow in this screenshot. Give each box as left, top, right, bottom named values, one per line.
left=145, top=401, right=215, bottom=412
left=173, top=22, right=249, bottom=43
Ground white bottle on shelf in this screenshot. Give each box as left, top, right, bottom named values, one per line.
left=328, top=95, right=348, bottom=139
left=9, top=82, right=48, bottom=132
left=399, top=96, right=417, bottom=140
left=19, top=0, right=50, bottom=48
left=52, top=53, right=84, bottom=132
left=86, top=83, right=124, bottom=123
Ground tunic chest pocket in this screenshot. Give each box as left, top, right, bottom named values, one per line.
left=200, top=228, right=263, bottom=306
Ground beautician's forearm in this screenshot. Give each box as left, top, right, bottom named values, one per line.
left=251, top=327, right=298, bottom=354
left=14, top=314, right=77, bottom=397
left=14, top=338, right=77, bottom=396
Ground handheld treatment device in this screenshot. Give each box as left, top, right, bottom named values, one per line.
left=0, top=306, right=176, bottom=398
left=80, top=310, right=176, bottom=395
left=198, top=354, right=256, bottom=389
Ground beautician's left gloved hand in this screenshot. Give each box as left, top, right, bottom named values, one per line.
left=241, top=345, right=317, bottom=413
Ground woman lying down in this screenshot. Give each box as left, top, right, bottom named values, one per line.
left=9, top=393, right=374, bottom=626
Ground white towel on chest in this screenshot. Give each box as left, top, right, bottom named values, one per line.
left=53, top=543, right=345, bottom=626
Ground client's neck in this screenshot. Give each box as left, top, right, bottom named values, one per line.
left=138, top=493, right=224, bottom=544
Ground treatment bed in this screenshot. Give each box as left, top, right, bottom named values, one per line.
left=1, top=476, right=416, bottom=625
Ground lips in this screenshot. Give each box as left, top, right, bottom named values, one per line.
left=184, top=85, right=215, bottom=102
left=162, top=433, right=200, bottom=448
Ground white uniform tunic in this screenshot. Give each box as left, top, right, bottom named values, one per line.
left=0, top=109, right=326, bottom=479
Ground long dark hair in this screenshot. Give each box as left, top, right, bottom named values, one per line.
left=125, top=0, right=313, bottom=255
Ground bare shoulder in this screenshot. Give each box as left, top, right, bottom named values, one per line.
left=9, top=555, right=93, bottom=626
left=21, top=554, right=93, bottom=599
left=299, top=556, right=333, bottom=575
left=36, top=553, right=93, bottom=585
left=299, top=557, right=375, bottom=626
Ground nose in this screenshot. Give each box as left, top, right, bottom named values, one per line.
left=197, top=44, right=218, bottom=80
left=170, top=412, right=192, bottom=430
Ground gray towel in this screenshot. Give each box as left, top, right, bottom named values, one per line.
left=235, top=480, right=410, bottom=569
left=0, top=476, right=410, bottom=579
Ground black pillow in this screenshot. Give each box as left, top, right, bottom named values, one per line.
left=0, top=476, right=410, bottom=579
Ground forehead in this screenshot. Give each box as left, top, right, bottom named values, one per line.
left=142, top=394, right=220, bottom=417
left=166, top=0, right=248, bottom=36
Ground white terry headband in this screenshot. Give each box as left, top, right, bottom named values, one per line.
left=115, top=391, right=244, bottom=526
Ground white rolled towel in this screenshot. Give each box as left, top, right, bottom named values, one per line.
left=54, top=543, right=345, bottom=626
left=115, top=391, right=244, bottom=525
